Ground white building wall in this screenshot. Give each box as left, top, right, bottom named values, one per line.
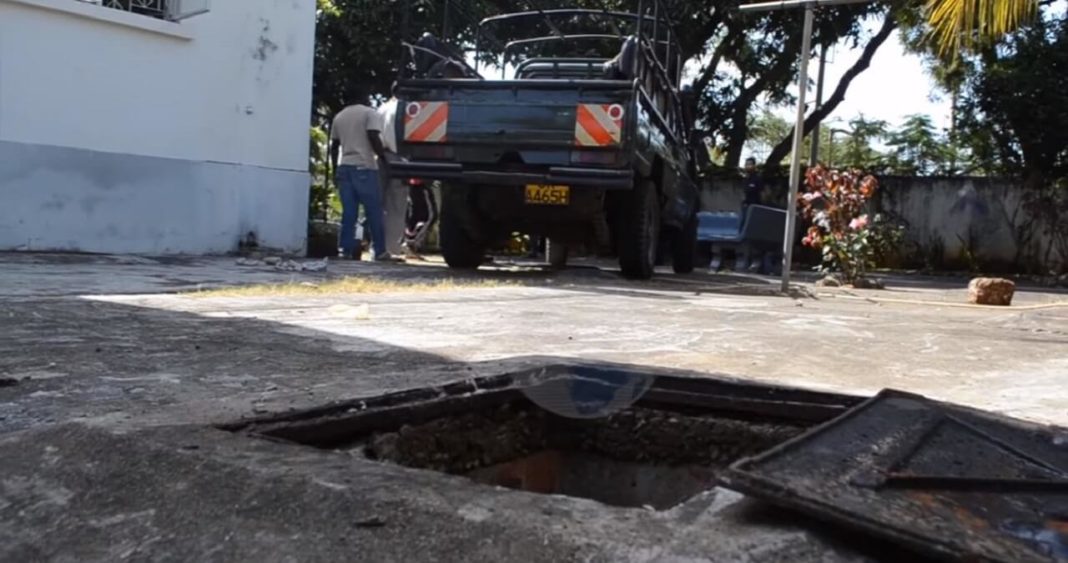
left=0, top=0, right=316, bottom=254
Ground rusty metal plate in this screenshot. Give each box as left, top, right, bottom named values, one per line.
left=723, top=389, right=1068, bottom=563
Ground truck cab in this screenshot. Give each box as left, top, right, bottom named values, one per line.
left=391, top=5, right=701, bottom=279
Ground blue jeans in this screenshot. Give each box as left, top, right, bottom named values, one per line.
left=336, top=165, right=386, bottom=257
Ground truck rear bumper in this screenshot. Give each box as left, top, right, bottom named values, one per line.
left=391, top=161, right=633, bottom=189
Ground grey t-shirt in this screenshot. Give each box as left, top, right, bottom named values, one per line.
left=331, top=104, right=383, bottom=169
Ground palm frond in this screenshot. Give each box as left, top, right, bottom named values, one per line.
left=926, top=0, right=1039, bottom=57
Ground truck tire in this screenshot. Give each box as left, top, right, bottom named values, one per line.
left=546, top=239, right=568, bottom=269
left=619, top=179, right=660, bottom=280
left=672, top=212, right=698, bottom=274
left=440, top=185, right=485, bottom=270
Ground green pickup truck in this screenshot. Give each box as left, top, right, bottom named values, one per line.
left=391, top=5, right=701, bottom=279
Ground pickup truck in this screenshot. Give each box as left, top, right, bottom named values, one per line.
left=391, top=7, right=701, bottom=279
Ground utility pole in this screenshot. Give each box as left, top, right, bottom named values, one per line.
left=738, top=0, right=875, bottom=293
left=809, top=44, right=828, bottom=165
left=442, top=0, right=450, bottom=39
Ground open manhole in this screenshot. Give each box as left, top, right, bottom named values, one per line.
left=221, top=364, right=862, bottom=511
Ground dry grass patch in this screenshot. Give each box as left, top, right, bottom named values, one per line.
left=188, top=276, right=510, bottom=297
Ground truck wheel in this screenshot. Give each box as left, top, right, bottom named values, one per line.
left=546, top=239, right=568, bottom=269
left=440, top=186, right=485, bottom=270
left=619, top=179, right=659, bottom=280
left=672, top=212, right=698, bottom=274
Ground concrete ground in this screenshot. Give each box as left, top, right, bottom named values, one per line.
left=1, top=252, right=1066, bottom=561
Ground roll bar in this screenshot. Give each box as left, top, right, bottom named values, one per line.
left=473, top=1, right=681, bottom=85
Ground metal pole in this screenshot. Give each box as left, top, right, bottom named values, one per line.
left=781, top=3, right=814, bottom=292
left=636, top=0, right=645, bottom=38
left=666, top=27, right=672, bottom=75
left=401, top=0, right=411, bottom=77
left=652, top=1, right=659, bottom=65
left=443, top=0, right=450, bottom=38
left=809, top=43, right=827, bottom=165
left=828, top=131, right=835, bottom=167
left=474, top=33, right=481, bottom=73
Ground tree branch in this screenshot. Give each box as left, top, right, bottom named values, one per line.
left=693, top=23, right=743, bottom=95
left=764, top=13, right=898, bottom=169
left=723, top=30, right=805, bottom=167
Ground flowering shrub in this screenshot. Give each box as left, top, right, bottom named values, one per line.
left=798, top=165, right=881, bottom=284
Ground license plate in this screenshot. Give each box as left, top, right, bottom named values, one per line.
left=524, top=185, right=570, bottom=206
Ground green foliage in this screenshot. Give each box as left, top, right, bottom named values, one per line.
left=949, top=11, right=1068, bottom=271
left=745, top=110, right=792, bottom=163
left=312, top=0, right=885, bottom=170
left=868, top=215, right=908, bottom=269
left=765, top=112, right=968, bottom=177
left=884, top=115, right=947, bottom=175
left=308, top=127, right=340, bottom=221
left=313, top=0, right=489, bottom=121
left=746, top=109, right=834, bottom=169
left=957, top=15, right=1068, bottom=182
left=836, top=115, right=889, bottom=172
left=901, top=2, right=1066, bottom=182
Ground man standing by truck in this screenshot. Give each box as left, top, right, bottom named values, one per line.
left=330, top=94, right=400, bottom=262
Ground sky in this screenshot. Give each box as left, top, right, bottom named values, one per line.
left=772, top=0, right=1065, bottom=135
left=675, top=19, right=953, bottom=160
left=797, top=28, right=952, bottom=133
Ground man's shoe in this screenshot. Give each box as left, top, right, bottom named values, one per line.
left=374, top=252, right=404, bottom=263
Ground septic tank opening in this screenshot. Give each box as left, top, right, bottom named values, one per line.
left=221, top=365, right=860, bottom=510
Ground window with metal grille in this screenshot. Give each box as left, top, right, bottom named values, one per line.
left=77, top=0, right=210, bottom=21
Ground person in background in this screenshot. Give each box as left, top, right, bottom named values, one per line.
left=743, top=157, right=764, bottom=208
left=377, top=82, right=408, bottom=257
left=739, top=157, right=765, bottom=272
left=330, top=93, right=401, bottom=262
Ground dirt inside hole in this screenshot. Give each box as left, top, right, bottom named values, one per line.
left=360, top=401, right=806, bottom=510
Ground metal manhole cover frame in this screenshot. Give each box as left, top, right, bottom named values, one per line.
left=722, top=389, right=1068, bottom=563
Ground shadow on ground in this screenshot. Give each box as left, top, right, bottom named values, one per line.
left=0, top=287, right=776, bottom=433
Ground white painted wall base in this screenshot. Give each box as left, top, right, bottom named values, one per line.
left=0, top=141, right=309, bottom=254
left=0, top=0, right=315, bottom=255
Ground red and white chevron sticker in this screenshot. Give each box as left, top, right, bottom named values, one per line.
left=574, top=103, right=624, bottom=147
left=404, top=101, right=449, bottom=143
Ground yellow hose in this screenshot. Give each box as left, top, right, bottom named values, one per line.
left=832, top=293, right=1068, bottom=311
